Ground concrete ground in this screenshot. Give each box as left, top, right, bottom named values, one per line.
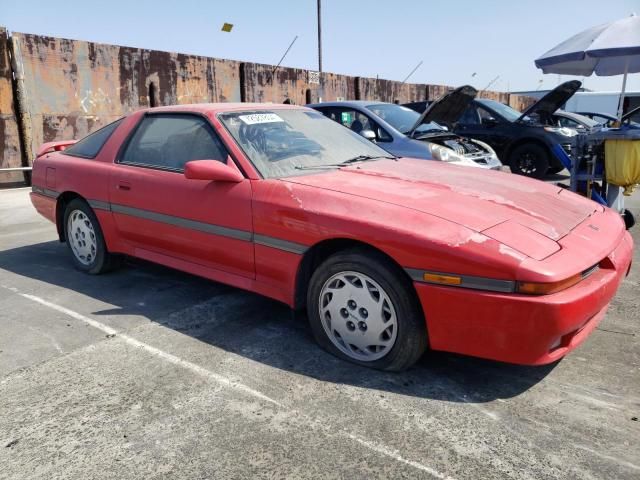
left=0, top=185, right=638, bottom=480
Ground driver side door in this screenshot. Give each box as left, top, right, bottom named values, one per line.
left=109, top=113, right=254, bottom=278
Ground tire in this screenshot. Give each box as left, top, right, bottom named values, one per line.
left=63, top=199, right=119, bottom=274
left=306, top=248, right=427, bottom=371
left=623, top=209, right=636, bottom=230
left=509, top=143, right=549, bottom=179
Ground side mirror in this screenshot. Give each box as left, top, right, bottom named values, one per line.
left=184, top=159, right=243, bottom=182
left=359, top=129, right=377, bottom=142
left=483, top=117, right=499, bottom=127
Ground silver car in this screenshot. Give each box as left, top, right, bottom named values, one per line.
left=308, top=86, right=502, bottom=170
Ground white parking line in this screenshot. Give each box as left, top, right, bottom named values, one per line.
left=346, top=434, right=458, bottom=480
left=2, top=284, right=456, bottom=479
left=573, top=444, right=640, bottom=472
left=1, top=285, right=282, bottom=407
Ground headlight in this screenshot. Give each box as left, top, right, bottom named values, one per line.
left=428, top=143, right=483, bottom=167
left=428, top=143, right=450, bottom=161
left=544, top=126, right=578, bottom=137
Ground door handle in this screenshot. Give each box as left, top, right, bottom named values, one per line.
left=117, top=182, right=131, bottom=191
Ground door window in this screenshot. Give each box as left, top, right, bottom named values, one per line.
left=477, top=106, right=498, bottom=124
left=458, top=106, right=480, bottom=125
left=119, top=114, right=228, bottom=171
left=318, top=107, right=391, bottom=142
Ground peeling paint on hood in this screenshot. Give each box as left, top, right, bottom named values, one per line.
left=285, top=158, right=598, bottom=241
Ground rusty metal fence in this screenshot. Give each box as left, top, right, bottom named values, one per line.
left=0, top=27, right=536, bottom=185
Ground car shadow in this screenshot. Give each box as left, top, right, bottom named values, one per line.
left=0, top=240, right=558, bottom=403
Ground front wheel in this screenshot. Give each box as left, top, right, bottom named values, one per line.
left=307, top=249, right=427, bottom=371
left=64, top=199, right=119, bottom=274
left=509, top=143, right=549, bottom=179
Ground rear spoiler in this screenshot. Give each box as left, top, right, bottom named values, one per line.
left=36, top=140, right=77, bottom=158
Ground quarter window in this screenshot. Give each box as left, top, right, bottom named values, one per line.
left=64, top=119, right=123, bottom=158
left=120, top=114, right=228, bottom=171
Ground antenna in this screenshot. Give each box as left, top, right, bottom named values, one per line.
left=483, top=75, right=500, bottom=91
left=270, top=35, right=299, bottom=83
left=401, top=61, right=423, bottom=84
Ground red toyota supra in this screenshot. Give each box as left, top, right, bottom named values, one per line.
left=30, top=103, right=633, bottom=371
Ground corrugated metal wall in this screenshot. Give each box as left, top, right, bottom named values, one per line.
left=356, top=77, right=428, bottom=104
left=0, top=28, right=536, bottom=185
left=242, top=63, right=317, bottom=104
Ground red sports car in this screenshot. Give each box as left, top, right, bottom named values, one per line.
left=30, top=103, right=633, bottom=371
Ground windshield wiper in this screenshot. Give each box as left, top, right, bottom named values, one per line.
left=341, top=154, right=396, bottom=164
left=294, top=164, right=341, bottom=170
left=294, top=155, right=396, bottom=171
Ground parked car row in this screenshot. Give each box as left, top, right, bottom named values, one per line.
left=310, top=81, right=599, bottom=179
left=30, top=101, right=634, bottom=371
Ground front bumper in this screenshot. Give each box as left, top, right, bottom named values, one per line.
left=414, top=231, right=633, bottom=365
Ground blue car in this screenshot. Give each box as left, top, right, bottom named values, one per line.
left=308, top=86, right=502, bottom=170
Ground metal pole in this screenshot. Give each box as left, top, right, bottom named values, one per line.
left=401, top=61, right=423, bottom=84
left=317, top=0, right=323, bottom=102
left=616, top=59, right=629, bottom=122
left=270, top=35, right=298, bottom=83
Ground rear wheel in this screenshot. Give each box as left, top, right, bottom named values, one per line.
left=64, top=199, right=119, bottom=274
left=509, top=143, right=549, bottom=179
left=307, top=249, right=427, bottom=371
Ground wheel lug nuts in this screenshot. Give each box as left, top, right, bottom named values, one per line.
left=348, top=300, right=357, bottom=310
left=340, top=308, right=349, bottom=318
left=346, top=321, right=356, bottom=331
left=359, top=308, right=368, bottom=318
left=358, top=321, right=367, bottom=331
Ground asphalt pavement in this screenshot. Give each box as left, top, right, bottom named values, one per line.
left=0, top=185, right=638, bottom=479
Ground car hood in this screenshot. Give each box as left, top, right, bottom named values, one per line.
left=285, top=159, right=598, bottom=243
left=407, top=85, right=478, bottom=135
left=517, top=80, right=582, bottom=123
left=622, top=105, right=640, bottom=123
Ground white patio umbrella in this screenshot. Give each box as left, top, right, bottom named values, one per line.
left=535, top=13, right=640, bottom=121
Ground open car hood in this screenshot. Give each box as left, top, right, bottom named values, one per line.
left=517, top=80, right=581, bottom=123
left=407, top=85, right=478, bottom=136
left=622, top=105, right=640, bottom=123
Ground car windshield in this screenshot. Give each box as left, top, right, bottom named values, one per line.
left=366, top=103, right=445, bottom=135
left=219, top=109, right=393, bottom=178
left=477, top=99, right=523, bottom=122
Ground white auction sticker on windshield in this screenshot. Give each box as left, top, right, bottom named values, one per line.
left=239, top=113, right=284, bottom=125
